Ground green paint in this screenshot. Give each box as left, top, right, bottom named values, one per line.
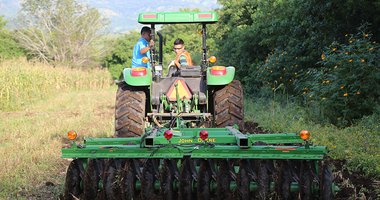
left=207, top=66, right=235, bottom=85
left=62, top=127, right=328, bottom=160
left=123, top=68, right=152, bottom=86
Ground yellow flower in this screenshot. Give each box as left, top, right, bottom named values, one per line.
left=332, top=48, right=337, bottom=51
left=345, top=52, right=349, bottom=55
left=322, top=97, right=326, bottom=100
left=343, top=93, right=348, bottom=97
left=348, top=59, right=353, bottom=62
left=321, top=53, right=325, bottom=60
left=340, top=85, right=344, bottom=89
left=356, top=91, right=361, bottom=95
left=369, top=47, right=374, bottom=51
left=361, top=59, right=365, bottom=63
left=334, top=65, right=338, bottom=68
left=364, top=34, right=369, bottom=38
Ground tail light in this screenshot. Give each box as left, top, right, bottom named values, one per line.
left=200, top=130, right=208, bottom=141
left=164, top=130, right=173, bottom=140
left=210, top=66, right=226, bottom=76
left=131, top=67, right=147, bottom=76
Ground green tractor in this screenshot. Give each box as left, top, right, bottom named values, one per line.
left=115, top=11, right=243, bottom=138
left=62, top=12, right=337, bottom=200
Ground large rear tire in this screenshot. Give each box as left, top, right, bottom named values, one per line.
left=115, top=82, right=146, bottom=137
left=213, top=80, right=244, bottom=130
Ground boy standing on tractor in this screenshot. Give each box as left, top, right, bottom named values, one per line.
left=132, top=26, right=154, bottom=68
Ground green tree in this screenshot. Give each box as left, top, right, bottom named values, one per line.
left=216, top=0, right=380, bottom=95
left=0, top=16, right=25, bottom=59
left=103, top=31, right=140, bottom=79
left=15, top=0, right=109, bottom=67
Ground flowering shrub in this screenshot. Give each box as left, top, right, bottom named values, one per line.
left=305, top=29, right=380, bottom=125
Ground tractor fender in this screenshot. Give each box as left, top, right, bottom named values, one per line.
left=123, top=68, right=152, bottom=86
left=206, top=66, right=235, bottom=85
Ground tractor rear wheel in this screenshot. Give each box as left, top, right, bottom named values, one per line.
left=115, top=82, right=146, bottom=137
left=213, top=80, right=244, bottom=130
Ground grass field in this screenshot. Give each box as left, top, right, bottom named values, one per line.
left=0, top=59, right=115, bottom=198
left=0, top=88, right=116, bottom=198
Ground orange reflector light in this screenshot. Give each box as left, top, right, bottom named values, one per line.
left=200, top=130, right=209, bottom=141
left=164, top=130, right=173, bottom=140
left=210, top=66, right=226, bottom=75
left=131, top=67, right=147, bottom=76
left=142, top=57, right=149, bottom=63
left=299, top=130, right=310, bottom=140
left=67, top=130, right=77, bottom=140
left=209, top=56, right=217, bottom=63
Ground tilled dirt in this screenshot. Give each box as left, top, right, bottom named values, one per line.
left=333, top=159, right=379, bottom=199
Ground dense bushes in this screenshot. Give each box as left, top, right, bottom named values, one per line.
left=304, top=28, right=380, bottom=125
left=216, top=0, right=380, bottom=125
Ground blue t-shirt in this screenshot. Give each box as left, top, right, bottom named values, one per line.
left=132, top=37, right=150, bottom=68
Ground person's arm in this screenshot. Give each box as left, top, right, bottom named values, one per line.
left=140, top=40, right=154, bottom=54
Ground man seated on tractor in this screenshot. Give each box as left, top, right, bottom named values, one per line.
left=132, top=26, right=154, bottom=68
left=167, top=38, right=193, bottom=77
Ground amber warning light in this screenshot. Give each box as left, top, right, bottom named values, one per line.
left=299, top=130, right=311, bottom=141
left=67, top=130, right=77, bottom=140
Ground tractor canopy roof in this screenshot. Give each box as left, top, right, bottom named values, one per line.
left=138, top=11, right=218, bottom=24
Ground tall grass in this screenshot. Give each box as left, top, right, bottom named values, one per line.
left=0, top=89, right=115, bottom=198
left=245, top=98, right=380, bottom=178
left=0, top=58, right=112, bottom=111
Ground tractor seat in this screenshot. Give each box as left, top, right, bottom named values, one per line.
left=180, top=66, right=202, bottom=77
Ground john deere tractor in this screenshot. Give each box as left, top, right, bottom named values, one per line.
left=62, top=12, right=337, bottom=200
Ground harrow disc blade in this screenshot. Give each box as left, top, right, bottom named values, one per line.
left=216, top=159, right=232, bottom=199
left=257, top=160, right=270, bottom=200
left=121, top=159, right=137, bottom=200
left=103, top=159, right=122, bottom=200
left=237, top=159, right=251, bottom=200
left=141, top=159, right=158, bottom=199
left=279, top=160, right=292, bottom=199
left=321, top=161, right=333, bottom=200
left=83, top=159, right=102, bottom=199
left=160, top=159, right=177, bottom=200
left=197, top=159, right=212, bottom=199
left=179, top=157, right=194, bottom=200
left=300, top=160, right=313, bottom=200
left=64, top=159, right=83, bottom=200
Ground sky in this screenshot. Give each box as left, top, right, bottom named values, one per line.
left=0, top=0, right=220, bottom=33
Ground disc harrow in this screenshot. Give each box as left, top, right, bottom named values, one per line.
left=62, top=127, right=338, bottom=199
